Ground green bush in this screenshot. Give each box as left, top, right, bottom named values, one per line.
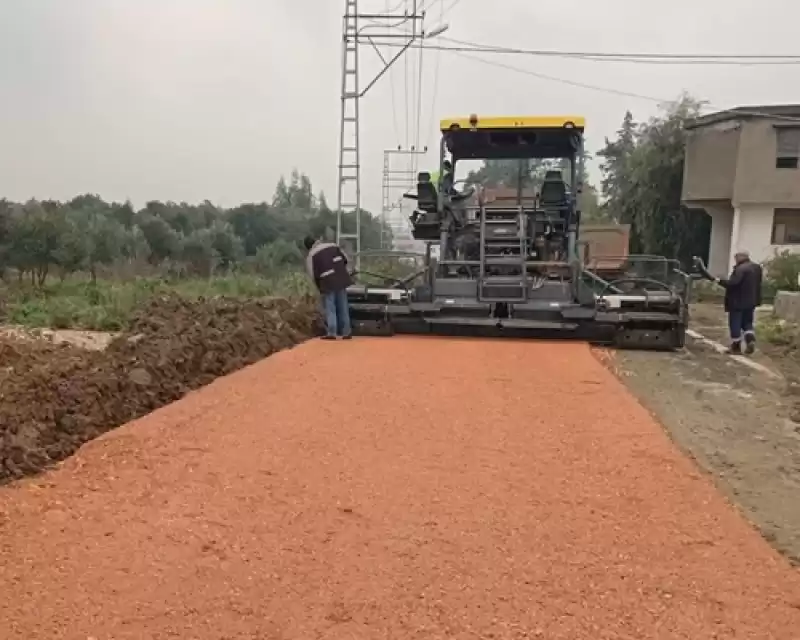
left=763, top=250, right=800, bottom=293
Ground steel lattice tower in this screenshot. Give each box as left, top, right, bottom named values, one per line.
left=336, top=1, right=427, bottom=268
left=336, top=0, right=361, bottom=261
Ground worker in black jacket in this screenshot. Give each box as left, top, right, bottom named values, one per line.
left=303, top=236, right=354, bottom=340
left=714, top=250, right=763, bottom=354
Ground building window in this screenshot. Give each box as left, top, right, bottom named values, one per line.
left=776, top=127, right=800, bottom=169
left=772, top=208, right=800, bottom=244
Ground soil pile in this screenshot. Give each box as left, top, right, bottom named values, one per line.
left=0, top=295, right=321, bottom=482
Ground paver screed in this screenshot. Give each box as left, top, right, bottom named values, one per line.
left=1, top=337, right=799, bottom=639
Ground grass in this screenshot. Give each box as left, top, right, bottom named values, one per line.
left=758, top=315, right=800, bottom=348
left=0, top=271, right=314, bottom=331
left=0, top=256, right=419, bottom=332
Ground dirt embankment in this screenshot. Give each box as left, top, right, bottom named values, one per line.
left=0, top=295, right=321, bottom=482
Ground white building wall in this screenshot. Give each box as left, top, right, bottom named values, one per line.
left=705, top=205, right=733, bottom=276
left=732, top=203, right=800, bottom=268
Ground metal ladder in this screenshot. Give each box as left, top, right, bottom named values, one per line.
left=478, top=207, right=528, bottom=303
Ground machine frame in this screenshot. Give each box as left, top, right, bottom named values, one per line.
left=345, top=114, right=691, bottom=350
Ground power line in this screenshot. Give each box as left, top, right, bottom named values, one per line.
left=383, top=42, right=800, bottom=66
left=377, top=38, right=800, bottom=66
left=440, top=35, right=800, bottom=62
left=375, top=37, right=800, bottom=123
left=384, top=0, right=402, bottom=146
left=413, top=24, right=425, bottom=174
left=445, top=49, right=800, bottom=124
left=403, top=0, right=410, bottom=146
left=421, top=0, right=444, bottom=146
left=444, top=49, right=670, bottom=102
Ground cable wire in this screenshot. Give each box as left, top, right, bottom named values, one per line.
left=377, top=40, right=800, bottom=66
left=440, top=35, right=800, bottom=62
left=413, top=21, right=425, bottom=175
left=383, top=0, right=403, bottom=146
left=444, top=49, right=800, bottom=123
left=422, top=0, right=444, bottom=146
left=403, top=0, right=410, bottom=147
left=443, top=49, right=670, bottom=102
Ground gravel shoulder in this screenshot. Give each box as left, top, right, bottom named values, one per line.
left=1, top=337, right=799, bottom=639
left=612, top=304, right=800, bottom=565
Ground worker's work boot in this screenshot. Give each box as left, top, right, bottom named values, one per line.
left=744, top=332, right=756, bottom=355
left=726, top=340, right=742, bottom=355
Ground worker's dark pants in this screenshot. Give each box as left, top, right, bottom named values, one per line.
left=322, top=288, right=351, bottom=337
left=728, top=307, right=755, bottom=343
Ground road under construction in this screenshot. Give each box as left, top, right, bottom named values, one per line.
left=2, top=337, right=800, bottom=638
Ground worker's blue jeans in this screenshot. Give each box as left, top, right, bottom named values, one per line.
left=322, top=289, right=352, bottom=337
left=728, top=307, right=755, bottom=342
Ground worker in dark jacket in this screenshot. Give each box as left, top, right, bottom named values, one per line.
left=715, top=250, right=763, bottom=354
left=303, top=236, right=353, bottom=340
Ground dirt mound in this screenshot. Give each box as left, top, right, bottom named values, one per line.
left=0, top=295, right=321, bottom=482
left=0, top=335, right=85, bottom=377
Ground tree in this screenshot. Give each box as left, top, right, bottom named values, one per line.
left=182, top=228, right=218, bottom=277
left=227, top=203, right=279, bottom=255
left=136, top=213, right=182, bottom=265
left=208, top=220, right=244, bottom=272
left=597, top=111, right=637, bottom=224
left=85, top=214, right=125, bottom=282
left=253, top=239, right=303, bottom=274
left=272, top=176, right=291, bottom=209
left=111, top=201, right=137, bottom=229
left=53, top=207, right=90, bottom=279
left=6, top=200, right=64, bottom=285
left=120, top=225, right=151, bottom=263
left=0, top=170, right=393, bottom=282
left=597, top=94, right=711, bottom=265
left=0, top=198, right=13, bottom=277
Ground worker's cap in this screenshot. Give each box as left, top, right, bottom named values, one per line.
left=734, top=249, right=750, bottom=259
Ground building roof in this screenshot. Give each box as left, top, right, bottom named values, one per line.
left=685, top=104, right=800, bottom=130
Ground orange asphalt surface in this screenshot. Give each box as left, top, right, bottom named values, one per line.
left=1, top=338, right=800, bottom=639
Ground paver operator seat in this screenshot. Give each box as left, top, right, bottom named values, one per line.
left=539, top=170, right=569, bottom=209
left=406, top=172, right=441, bottom=241
left=406, top=169, right=476, bottom=241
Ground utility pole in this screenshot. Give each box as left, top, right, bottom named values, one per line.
left=381, top=146, right=428, bottom=250
left=336, top=0, right=448, bottom=269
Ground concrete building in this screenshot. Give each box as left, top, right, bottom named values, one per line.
left=682, top=104, right=800, bottom=276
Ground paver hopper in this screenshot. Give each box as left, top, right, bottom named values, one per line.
left=345, top=115, right=691, bottom=350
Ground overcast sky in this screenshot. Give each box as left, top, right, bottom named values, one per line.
left=1, top=0, right=798, bottom=215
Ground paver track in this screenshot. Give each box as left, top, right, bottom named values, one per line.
left=1, top=337, right=799, bottom=639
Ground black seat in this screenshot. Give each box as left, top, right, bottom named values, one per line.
left=539, top=170, right=568, bottom=208
left=407, top=171, right=441, bottom=240
left=415, top=171, right=438, bottom=214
